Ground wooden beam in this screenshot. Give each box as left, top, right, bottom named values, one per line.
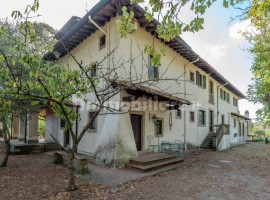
left=93, top=14, right=110, bottom=22
left=65, top=40, right=78, bottom=45
left=103, top=3, right=117, bottom=12
left=100, top=10, right=115, bottom=17
left=122, top=96, right=137, bottom=102
left=68, top=38, right=82, bottom=43
left=146, top=27, right=156, bottom=32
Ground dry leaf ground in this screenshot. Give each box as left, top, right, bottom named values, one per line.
left=0, top=143, right=269, bottom=200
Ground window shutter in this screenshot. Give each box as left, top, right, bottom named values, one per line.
left=220, top=89, right=223, bottom=99
left=154, top=66, right=159, bottom=79
left=196, top=71, right=200, bottom=85
left=203, top=75, right=206, bottom=89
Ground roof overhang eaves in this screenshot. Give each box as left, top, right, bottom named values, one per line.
left=48, top=0, right=246, bottom=99
left=231, top=112, right=250, bottom=120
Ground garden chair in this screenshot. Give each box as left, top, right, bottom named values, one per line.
left=172, top=140, right=184, bottom=157
left=147, top=135, right=158, bottom=152
left=161, top=141, right=171, bottom=153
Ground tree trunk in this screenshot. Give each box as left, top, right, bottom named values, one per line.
left=0, top=139, right=10, bottom=167
left=0, top=119, right=11, bottom=167
left=67, top=145, right=77, bottom=191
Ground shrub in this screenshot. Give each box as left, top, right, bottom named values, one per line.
left=254, top=130, right=266, bottom=142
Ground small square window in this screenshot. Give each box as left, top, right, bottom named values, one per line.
left=99, top=35, right=106, bottom=50
left=190, top=111, right=195, bottom=122
left=190, top=72, right=195, bottom=83
left=176, top=109, right=182, bottom=119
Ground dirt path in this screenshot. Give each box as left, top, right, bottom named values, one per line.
left=0, top=143, right=269, bottom=200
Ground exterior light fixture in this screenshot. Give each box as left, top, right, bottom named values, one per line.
left=149, top=113, right=158, bottom=124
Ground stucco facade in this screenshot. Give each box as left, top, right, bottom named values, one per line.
left=42, top=1, right=250, bottom=166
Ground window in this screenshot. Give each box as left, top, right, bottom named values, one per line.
left=221, top=114, right=225, bottom=124
left=209, top=80, right=214, bottom=104
left=190, top=111, right=195, bottom=122
left=223, top=91, right=226, bottom=100
left=149, top=56, right=159, bottom=80
left=198, top=110, right=206, bottom=126
left=99, top=34, right=106, bottom=50
left=209, top=81, right=214, bottom=94
left=203, top=75, right=206, bottom=89
left=90, top=63, right=97, bottom=77
left=196, top=71, right=202, bottom=86
left=176, top=109, right=182, bottom=119
left=233, top=97, right=238, bottom=106
left=196, top=71, right=206, bottom=88
left=60, top=119, right=66, bottom=128
left=190, top=71, right=195, bottom=83
left=227, top=93, right=230, bottom=103
left=234, top=119, right=236, bottom=128
left=220, top=88, right=223, bottom=99
left=88, top=111, right=97, bottom=132
left=155, top=119, right=163, bottom=137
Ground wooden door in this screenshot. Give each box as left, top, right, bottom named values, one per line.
left=130, top=114, right=142, bottom=151
left=209, top=110, right=214, bottom=132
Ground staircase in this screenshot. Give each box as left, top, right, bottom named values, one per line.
left=201, top=132, right=215, bottom=149
left=201, top=124, right=229, bottom=150
left=39, top=140, right=60, bottom=151
left=125, top=152, right=184, bottom=172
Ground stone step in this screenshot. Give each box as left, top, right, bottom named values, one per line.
left=125, top=157, right=184, bottom=172
left=129, top=153, right=177, bottom=166
left=40, top=141, right=60, bottom=151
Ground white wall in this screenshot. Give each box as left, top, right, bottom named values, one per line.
left=46, top=14, right=245, bottom=155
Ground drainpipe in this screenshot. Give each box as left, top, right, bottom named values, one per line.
left=184, top=58, right=199, bottom=151
left=88, top=16, right=107, bottom=35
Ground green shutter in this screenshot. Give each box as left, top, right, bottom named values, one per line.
left=196, top=71, right=200, bottom=85
left=220, top=89, right=223, bottom=99
left=203, top=75, right=206, bottom=89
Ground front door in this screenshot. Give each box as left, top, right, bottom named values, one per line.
left=130, top=114, right=142, bottom=151
left=209, top=110, right=214, bottom=132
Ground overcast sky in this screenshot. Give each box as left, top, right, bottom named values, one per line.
left=0, top=0, right=260, bottom=119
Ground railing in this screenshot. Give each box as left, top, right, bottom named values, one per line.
left=209, top=93, right=214, bottom=104
left=213, top=124, right=230, bottom=150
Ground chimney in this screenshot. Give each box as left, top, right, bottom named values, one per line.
left=245, top=110, right=249, bottom=118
